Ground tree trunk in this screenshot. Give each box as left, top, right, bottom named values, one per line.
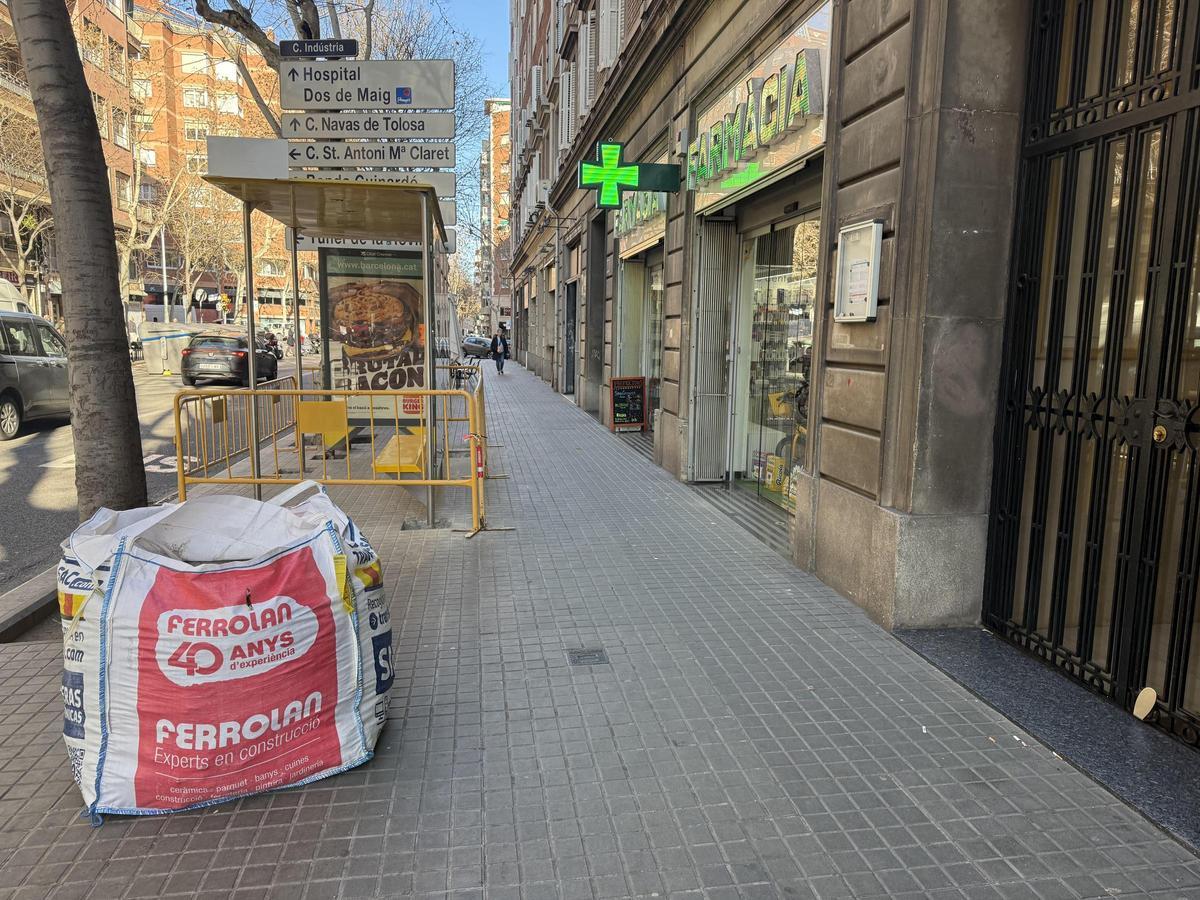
left=10, top=1, right=146, bottom=518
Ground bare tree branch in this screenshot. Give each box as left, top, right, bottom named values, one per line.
left=326, top=2, right=343, bottom=39
left=362, top=0, right=376, bottom=59
left=192, top=1, right=282, bottom=68
left=292, top=0, right=323, bottom=39
left=214, top=30, right=281, bottom=135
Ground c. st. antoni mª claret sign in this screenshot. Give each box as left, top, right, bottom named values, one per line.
left=578, top=142, right=680, bottom=210
left=287, top=140, right=455, bottom=168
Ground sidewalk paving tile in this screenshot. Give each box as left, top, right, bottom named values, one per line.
left=0, top=363, right=1198, bottom=899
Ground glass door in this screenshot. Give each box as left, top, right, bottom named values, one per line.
left=733, top=218, right=819, bottom=512
left=645, top=260, right=664, bottom=431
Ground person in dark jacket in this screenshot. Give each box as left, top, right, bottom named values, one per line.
left=489, top=331, right=509, bottom=374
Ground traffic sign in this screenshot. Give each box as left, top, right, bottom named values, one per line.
left=292, top=168, right=457, bottom=197
left=286, top=140, right=455, bottom=169
left=280, top=60, right=454, bottom=110
left=287, top=228, right=457, bottom=254
left=282, top=111, right=455, bottom=140
left=279, top=39, right=359, bottom=59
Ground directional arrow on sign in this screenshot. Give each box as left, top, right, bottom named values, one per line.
left=286, top=140, right=455, bottom=169
left=279, top=60, right=455, bottom=110
left=283, top=111, right=455, bottom=140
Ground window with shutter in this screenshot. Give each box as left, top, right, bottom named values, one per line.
left=598, top=2, right=611, bottom=69
left=567, top=62, right=577, bottom=143
left=532, top=65, right=542, bottom=106
left=577, top=22, right=590, bottom=118
left=558, top=71, right=570, bottom=150
left=600, top=0, right=622, bottom=68
left=585, top=12, right=598, bottom=110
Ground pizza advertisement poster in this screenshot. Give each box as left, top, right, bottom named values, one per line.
left=319, top=249, right=428, bottom=425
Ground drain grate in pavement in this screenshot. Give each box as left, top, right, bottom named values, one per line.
left=566, top=647, right=609, bottom=666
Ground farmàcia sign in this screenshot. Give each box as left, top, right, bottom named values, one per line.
left=687, top=47, right=825, bottom=190
left=691, top=47, right=820, bottom=188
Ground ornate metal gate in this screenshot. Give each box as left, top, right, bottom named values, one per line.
left=986, top=0, right=1200, bottom=746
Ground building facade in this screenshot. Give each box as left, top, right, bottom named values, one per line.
left=134, top=4, right=318, bottom=336
left=0, top=0, right=140, bottom=319
left=511, top=0, right=1200, bottom=748
left=0, top=2, right=317, bottom=336
left=480, top=98, right=512, bottom=335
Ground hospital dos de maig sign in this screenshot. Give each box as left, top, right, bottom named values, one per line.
left=687, top=44, right=826, bottom=204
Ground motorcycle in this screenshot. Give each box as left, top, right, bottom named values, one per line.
left=263, top=333, right=284, bottom=359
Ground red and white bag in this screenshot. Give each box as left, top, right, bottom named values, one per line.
left=57, top=482, right=392, bottom=818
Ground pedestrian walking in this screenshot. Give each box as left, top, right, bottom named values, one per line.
left=490, top=331, right=509, bottom=375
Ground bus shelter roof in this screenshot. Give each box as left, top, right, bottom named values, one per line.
left=201, top=176, right=447, bottom=245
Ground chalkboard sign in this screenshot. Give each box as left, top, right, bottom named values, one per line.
left=610, top=377, right=646, bottom=432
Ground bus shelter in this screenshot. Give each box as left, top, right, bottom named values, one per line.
left=201, top=175, right=451, bottom=510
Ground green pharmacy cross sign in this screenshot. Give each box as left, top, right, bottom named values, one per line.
left=579, top=142, right=680, bottom=209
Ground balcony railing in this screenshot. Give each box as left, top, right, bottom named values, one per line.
left=0, top=69, right=31, bottom=100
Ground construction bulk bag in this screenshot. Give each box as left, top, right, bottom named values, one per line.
left=57, top=482, right=392, bottom=819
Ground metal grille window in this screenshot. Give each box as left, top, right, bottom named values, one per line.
left=987, top=0, right=1200, bottom=748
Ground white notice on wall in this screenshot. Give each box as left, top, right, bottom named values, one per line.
left=847, top=260, right=870, bottom=307
left=834, top=221, right=882, bottom=323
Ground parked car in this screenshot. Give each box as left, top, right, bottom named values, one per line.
left=0, top=280, right=35, bottom=315
left=0, top=310, right=69, bottom=440
left=461, top=335, right=491, bottom=358
left=180, top=334, right=280, bottom=387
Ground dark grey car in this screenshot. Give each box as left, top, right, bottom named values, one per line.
left=461, top=335, right=491, bottom=358
left=0, top=311, right=70, bottom=440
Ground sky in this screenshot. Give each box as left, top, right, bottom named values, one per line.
left=449, top=0, right=511, bottom=98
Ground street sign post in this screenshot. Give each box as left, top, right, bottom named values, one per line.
left=282, top=111, right=455, bottom=140
left=287, top=228, right=457, bottom=255
left=286, top=140, right=455, bottom=169
left=280, top=60, right=455, bottom=110
left=279, top=38, right=359, bottom=58
left=291, top=168, right=457, bottom=196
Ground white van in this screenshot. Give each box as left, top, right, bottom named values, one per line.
left=0, top=280, right=34, bottom=315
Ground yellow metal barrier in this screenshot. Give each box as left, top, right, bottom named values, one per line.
left=175, top=375, right=299, bottom=481
left=174, top=386, right=487, bottom=535
left=436, top=363, right=488, bottom=520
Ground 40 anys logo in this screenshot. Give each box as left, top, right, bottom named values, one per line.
left=155, top=597, right=317, bottom=686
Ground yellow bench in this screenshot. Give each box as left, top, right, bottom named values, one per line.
left=373, top=429, right=426, bottom=475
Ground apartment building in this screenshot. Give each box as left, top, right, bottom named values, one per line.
left=133, top=4, right=318, bottom=336
left=0, top=0, right=140, bottom=320
left=511, top=0, right=1200, bottom=752
left=479, top=98, right=512, bottom=335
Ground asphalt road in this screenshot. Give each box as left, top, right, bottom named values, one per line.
left=0, top=357, right=312, bottom=595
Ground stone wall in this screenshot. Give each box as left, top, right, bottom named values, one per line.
left=794, top=0, right=1031, bottom=628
